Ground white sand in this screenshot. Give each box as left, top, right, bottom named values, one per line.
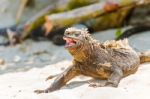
left=0, top=60, right=150, bottom=99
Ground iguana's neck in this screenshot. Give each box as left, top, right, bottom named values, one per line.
left=68, top=39, right=99, bottom=62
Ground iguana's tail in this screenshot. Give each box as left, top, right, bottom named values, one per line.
left=139, top=50, right=150, bottom=63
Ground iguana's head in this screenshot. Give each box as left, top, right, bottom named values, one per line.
left=63, top=27, right=97, bottom=62
left=63, top=27, right=91, bottom=50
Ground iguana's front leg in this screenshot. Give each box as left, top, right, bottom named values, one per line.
left=34, top=65, right=80, bottom=94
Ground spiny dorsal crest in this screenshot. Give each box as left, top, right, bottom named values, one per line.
left=66, top=27, right=91, bottom=37
left=102, top=38, right=131, bottom=50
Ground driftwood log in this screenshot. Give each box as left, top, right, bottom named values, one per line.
left=116, top=25, right=150, bottom=40
left=116, top=3, right=150, bottom=39
left=1, top=0, right=150, bottom=46
left=44, top=0, right=150, bottom=37
left=44, top=0, right=137, bottom=34
left=20, top=0, right=99, bottom=40
left=83, top=5, right=133, bottom=32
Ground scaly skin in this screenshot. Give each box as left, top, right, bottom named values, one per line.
left=35, top=27, right=150, bottom=94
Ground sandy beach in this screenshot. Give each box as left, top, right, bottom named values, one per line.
left=0, top=60, right=150, bottom=99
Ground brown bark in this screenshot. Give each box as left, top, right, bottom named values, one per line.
left=44, top=0, right=137, bottom=34
left=84, top=5, right=134, bottom=32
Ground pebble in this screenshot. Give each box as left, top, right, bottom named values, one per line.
left=0, top=58, right=5, bottom=65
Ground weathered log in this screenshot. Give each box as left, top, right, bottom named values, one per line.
left=44, top=0, right=137, bottom=34
left=41, top=0, right=150, bottom=46
left=88, top=0, right=150, bottom=32
left=127, top=3, right=150, bottom=26
left=21, top=0, right=99, bottom=40
left=43, top=5, right=133, bottom=46
left=116, top=3, right=150, bottom=40
left=116, top=25, right=150, bottom=40
left=83, top=5, right=134, bottom=32
left=85, top=2, right=150, bottom=39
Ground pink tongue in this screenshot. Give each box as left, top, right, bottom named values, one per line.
left=68, top=42, right=75, bottom=46
left=66, top=38, right=76, bottom=46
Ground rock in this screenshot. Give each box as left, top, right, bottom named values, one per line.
left=0, top=58, right=5, bottom=65
left=14, top=55, right=21, bottom=62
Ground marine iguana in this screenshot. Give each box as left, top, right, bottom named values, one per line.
left=36, top=28, right=149, bottom=93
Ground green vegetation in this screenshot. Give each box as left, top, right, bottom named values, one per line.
left=115, top=28, right=122, bottom=38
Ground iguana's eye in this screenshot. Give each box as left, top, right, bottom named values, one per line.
left=65, top=31, right=70, bottom=35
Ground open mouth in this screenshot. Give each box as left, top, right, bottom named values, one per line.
left=63, top=37, right=77, bottom=48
